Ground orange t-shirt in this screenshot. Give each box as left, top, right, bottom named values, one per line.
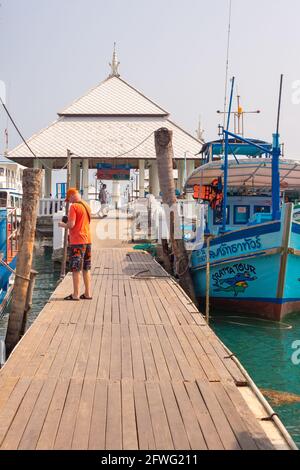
left=68, top=201, right=92, bottom=245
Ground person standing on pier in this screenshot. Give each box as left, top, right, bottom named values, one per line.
left=59, top=188, right=92, bottom=300
left=98, top=183, right=109, bottom=218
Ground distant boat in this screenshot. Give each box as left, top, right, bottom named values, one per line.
left=0, top=155, right=24, bottom=316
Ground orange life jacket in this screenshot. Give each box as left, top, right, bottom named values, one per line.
left=193, top=177, right=223, bottom=209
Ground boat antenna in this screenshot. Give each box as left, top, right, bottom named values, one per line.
left=223, top=0, right=233, bottom=129
left=276, top=74, right=284, bottom=135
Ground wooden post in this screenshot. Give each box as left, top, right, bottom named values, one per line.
left=20, top=269, right=38, bottom=337
left=206, top=237, right=211, bottom=324
left=60, top=150, right=72, bottom=279
left=0, top=340, right=5, bottom=369
left=154, top=128, right=196, bottom=304
left=5, top=169, right=43, bottom=356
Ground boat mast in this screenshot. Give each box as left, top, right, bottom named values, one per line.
left=221, top=77, right=235, bottom=233
left=272, top=74, right=283, bottom=221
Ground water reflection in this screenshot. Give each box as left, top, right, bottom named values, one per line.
left=212, top=312, right=300, bottom=447
left=0, top=247, right=60, bottom=339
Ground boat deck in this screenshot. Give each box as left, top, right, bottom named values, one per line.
left=0, top=248, right=294, bottom=450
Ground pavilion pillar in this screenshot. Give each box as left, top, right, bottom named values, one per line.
left=186, top=160, right=196, bottom=201
left=112, top=180, right=121, bottom=209
left=149, top=161, right=160, bottom=198
left=177, top=160, right=185, bottom=194
left=33, top=159, right=41, bottom=170
left=44, top=160, right=53, bottom=197
left=82, top=159, right=89, bottom=201
left=71, top=158, right=81, bottom=190
left=33, top=159, right=44, bottom=197
left=186, top=160, right=195, bottom=178
left=139, top=160, right=145, bottom=198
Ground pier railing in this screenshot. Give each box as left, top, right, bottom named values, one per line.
left=38, top=198, right=65, bottom=217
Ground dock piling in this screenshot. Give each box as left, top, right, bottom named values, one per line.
left=155, top=128, right=196, bottom=304
left=5, top=168, right=43, bottom=357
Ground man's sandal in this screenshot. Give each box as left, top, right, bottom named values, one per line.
left=80, top=294, right=93, bottom=300
left=64, top=294, right=80, bottom=301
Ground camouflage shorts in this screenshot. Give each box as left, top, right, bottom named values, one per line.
left=69, top=244, right=92, bottom=272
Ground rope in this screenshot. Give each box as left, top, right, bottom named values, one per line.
left=0, top=97, right=69, bottom=171
left=130, top=269, right=170, bottom=280
left=261, top=413, right=279, bottom=422
left=0, top=258, right=30, bottom=282
left=212, top=316, right=293, bottom=330
left=72, top=131, right=155, bottom=160
left=223, top=0, right=233, bottom=129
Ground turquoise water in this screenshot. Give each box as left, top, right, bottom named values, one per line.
left=0, top=247, right=60, bottom=340
left=211, top=313, right=300, bottom=447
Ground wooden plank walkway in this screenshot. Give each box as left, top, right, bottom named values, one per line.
left=0, top=249, right=292, bottom=450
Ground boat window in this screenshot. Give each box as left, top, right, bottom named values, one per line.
left=234, top=206, right=250, bottom=225
left=254, top=205, right=271, bottom=214
left=213, top=205, right=230, bottom=225
left=0, top=192, right=7, bottom=208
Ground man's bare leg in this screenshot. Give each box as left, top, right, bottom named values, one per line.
left=83, top=270, right=92, bottom=298
left=72, top=271, right=81, bottom=299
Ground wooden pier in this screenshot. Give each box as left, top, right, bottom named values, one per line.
left=0, top=230, right=295, bottom=449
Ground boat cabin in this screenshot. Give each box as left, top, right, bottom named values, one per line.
left=187, top=153, right=300, bottom=236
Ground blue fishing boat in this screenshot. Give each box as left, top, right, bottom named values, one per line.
left=186, top=76, right=300, bottom=321
left=0, top=156, right=23, bottom=315
left=0, top=207, right=19, bottom=316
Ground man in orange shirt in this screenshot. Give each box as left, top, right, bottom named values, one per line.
left=59, top=188, right=92, bottom=301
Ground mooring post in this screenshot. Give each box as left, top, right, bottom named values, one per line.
left=20, top=269, right=39, bottom=336
left=154, top=128, right=196, bottom=304
left=5, top=168, right=43, bottom=357
left=60, top=149, right=72, bottom=279
left=206, top=237, right=211, bottom=324
left=0, top=340, right=5, bottom=369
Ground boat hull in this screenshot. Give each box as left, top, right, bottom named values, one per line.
left=0, top=256, right=17, bottom=317
left=197, top=297, right=300, bottom=321
left=190, top=205, right=300, bottom=321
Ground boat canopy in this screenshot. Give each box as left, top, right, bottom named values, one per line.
left=200, top=138, right=272, bottom=160
left=186, top=158, right=300, bottom=190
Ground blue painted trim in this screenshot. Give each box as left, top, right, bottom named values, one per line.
left=225, top=130, right=273, bottom=155
left=221, top=78, right=235, bottom=233
left=292, top=223, right=300, bottom=235
left=272, top=134, right=281, bottom=220
left=191, top=251, right=270, bottom=270
left=202, top=221, right=281, bottom=248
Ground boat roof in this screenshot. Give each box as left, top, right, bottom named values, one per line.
left=200, top=138, right=272, bottom=158
left=186, top=158, right=300, bottom=190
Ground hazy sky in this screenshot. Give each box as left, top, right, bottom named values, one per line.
left=1, top=0, right=300, bottom=157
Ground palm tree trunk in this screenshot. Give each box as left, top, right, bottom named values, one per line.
left=154, top=128, right=196, bottom=304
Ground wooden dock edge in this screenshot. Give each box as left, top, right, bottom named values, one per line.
left=0, top=247, right=297, bottom=450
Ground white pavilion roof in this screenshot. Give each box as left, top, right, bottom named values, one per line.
left=58, top=76, right=169, bottom=116
left=9, top=116, right=201, bottom=160
left=9, top=74, right=201, bottom=162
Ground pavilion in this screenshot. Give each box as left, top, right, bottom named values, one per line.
left=8, top=47, right=203, bottom=201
